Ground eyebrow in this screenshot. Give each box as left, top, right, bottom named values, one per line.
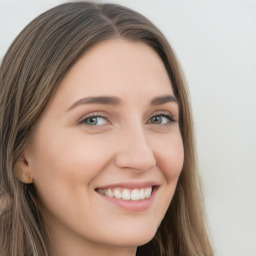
left=66, top=94, right=178, bottom=111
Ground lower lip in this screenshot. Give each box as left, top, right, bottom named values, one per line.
left=97, top=188, right=157, bottom=212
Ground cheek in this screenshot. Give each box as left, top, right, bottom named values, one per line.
left=148, top=133, right=184, bottom=227
left=29, top=126, right=114, bottom=200
left=155, top=134, right=184, bottom=182
left=29, top=129, right=111, bottom=222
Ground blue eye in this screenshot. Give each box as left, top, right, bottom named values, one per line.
left=80, top=113, right=175, bottom=127
left=149, top=114, right=175, bottom=124
left=82, top=116, right=107, bottom=126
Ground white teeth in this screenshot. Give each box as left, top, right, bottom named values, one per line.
left=122, top=189, right=131, bottom=200
left=139, top=189, right=145, bottom=200
left=113, top=189, right=122, bottom=199
left=131, top=189, right=140, bottom=201
left=99, top=187, right=153, bottom=201
left=107, top=188, right=113, bottom=198
left=145, top=187, right=152, bottom=199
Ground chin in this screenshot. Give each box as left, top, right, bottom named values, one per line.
left=103, top=226, right=157, bottom=248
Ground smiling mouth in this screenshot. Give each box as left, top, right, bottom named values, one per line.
left=96, top=187, right=153, bottom=201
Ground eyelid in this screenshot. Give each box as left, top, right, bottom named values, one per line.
left=77, top=109, right=177, bottom=127
left=78, top=112, right=110, bottom=125
left=149, top=110, right=177, bottom=122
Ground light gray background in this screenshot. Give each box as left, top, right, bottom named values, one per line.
left=0, top=0, right=255, bottom=255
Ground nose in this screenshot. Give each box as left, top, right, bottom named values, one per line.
left=114, top=125, right=157, bottom=173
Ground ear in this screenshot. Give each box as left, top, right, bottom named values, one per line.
left=15, top=155, right=34, bottom=184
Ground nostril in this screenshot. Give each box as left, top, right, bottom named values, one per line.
left=115, top=152, right=156, bottom=172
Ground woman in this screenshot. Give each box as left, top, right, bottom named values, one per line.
left=0, top=2, right=214, bottom=256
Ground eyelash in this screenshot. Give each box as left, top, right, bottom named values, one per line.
left=148, top=113, right=176, bottom=124
left=79, top=112, right=176, bottom=128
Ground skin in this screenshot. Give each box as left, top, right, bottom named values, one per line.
left=19, top=39, right=184, bottom=256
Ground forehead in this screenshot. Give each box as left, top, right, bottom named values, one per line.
left=51, top=39, right=174, bottom=108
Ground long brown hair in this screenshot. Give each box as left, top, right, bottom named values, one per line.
left=0, top=2, right=214, bottom=255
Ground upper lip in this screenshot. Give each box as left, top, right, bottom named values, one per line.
left=96, top=181, right=160, bottom=190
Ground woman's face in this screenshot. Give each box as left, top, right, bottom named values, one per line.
left=23, top=39, right=184, bottom=255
